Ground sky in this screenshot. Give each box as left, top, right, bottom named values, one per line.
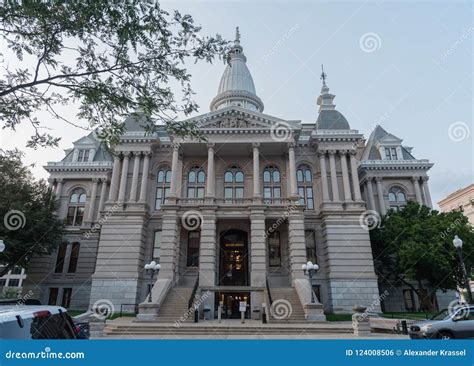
left=1, top=0, right=472, bottom=207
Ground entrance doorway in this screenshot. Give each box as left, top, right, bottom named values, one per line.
left=219, top=229, right=249, bottom=286
left=215, top=292, right=250, bottom=319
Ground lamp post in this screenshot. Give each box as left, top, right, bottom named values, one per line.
left=302, top=261, right=319, bottom=304
left=453, top=235, right=473, bottom=304
left=144, top=261, right=161, bottom=303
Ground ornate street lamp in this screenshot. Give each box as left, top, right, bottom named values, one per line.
left=0, top=240, right=5, bottom=253
left=144, top=261, right=161, bottom=303
left=453, top=235, right=473, bottom=304
left=302, top=261, right=319, bottom=303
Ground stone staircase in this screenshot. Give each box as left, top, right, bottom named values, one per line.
left=153, top=286, right=195, bottom=323
left=268, top=287, right=307, bottom=323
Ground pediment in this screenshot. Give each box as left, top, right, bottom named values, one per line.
left=378, top=133, right=402, bottom=144
left=188, top=107, right=301, bottom=131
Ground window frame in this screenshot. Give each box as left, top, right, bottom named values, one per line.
left=186, top=231, right=200, bottom=267
left=153, top=231, right=161, bottom=262
left=66, top=188, right=86, bottom=226
left=67, top=242, right=80, bottom=273
left=388, top=186, right=407, bottom=211
left=305, top=230, right=317, bottom=264
left=223, top=166, right=245, bottom=201
left=297, top=165, right=315, bottom=209
left=187, top=166, right=206, bottom=199
left=263, top=165, right=281, bottom=203
left=155, top=166, right=171, bottom=209
left=267, top=230, right=281, bottom=267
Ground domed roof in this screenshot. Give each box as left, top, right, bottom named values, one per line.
left=316, top=110, right=350, bottom=130
left=210, top=28, right=264, bottom=112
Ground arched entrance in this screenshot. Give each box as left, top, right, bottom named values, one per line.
left=219, top=229, right=249, bottom=286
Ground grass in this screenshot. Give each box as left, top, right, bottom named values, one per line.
left=325, top=312, right=434, bottom=322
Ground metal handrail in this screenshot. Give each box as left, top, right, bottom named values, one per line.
left=188, top=275, right=199, bottom=310
left=265, top=276, right=273, bottom=306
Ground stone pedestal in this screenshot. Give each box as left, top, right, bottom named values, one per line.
left=352, top=305, right=371, bottom=336
left=304, top=303, right=326, bottom=321
left=136, top=302, right=160, bottom=321
left=88, top=315, right=106, bottom=338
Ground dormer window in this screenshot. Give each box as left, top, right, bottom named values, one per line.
left=77, top=149, right=90, bottom=162
left=384, top=147, right=398, bottom=160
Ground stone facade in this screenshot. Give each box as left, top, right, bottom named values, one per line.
left=23, top=29, right=453, bottom=318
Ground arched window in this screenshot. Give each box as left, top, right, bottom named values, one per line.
left=388, top=186, right=407, bottom=211
left=155, top=166, right=171, bottom=209
left=297, top=165, right=314, bottom=209
left=224, top=165, right=244, bottom=200
left=263, top=165, right=281, bottom=203
left=66, top=188, right=86, bottom=226
left=187, top=166, right=206, bottom=198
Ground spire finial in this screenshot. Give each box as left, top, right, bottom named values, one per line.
left=235, top=26, right=241, bottom=43
left=320, top=64, right=327, bottom=86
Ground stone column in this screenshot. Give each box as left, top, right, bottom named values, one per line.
left=169, top=144, right=180, bottom=199
left=412, top=176, right=423, bottom=204
left=375, top=177, right=386, bottom=215
left=129, top=152, right=141, bottom=202
left=118, top=152, right=130, bottom=202
left=318, top=152, right=330, bottom=202
left=365, top=178, right=376, bottom=210
left=288, top=142, right=298, bottom=199
left=206, top=143, right=215, bottom=198
left=339, top=151, right=352, bottom=201
left=421, top=176, right=432, bottom=208
left=97, top=179, right=108, bottom=218
left=199, top=210, right=217, bottom=287
left=55, top=178, right=64, bottom=198
left=108, top=155, right=121, bottom=201
left=252, top=143, right=261, bottom=199
left=350, top=151, right=362, bottom=201
left=328, top=150, right=340, bottom=201
left=250, top=209, right=267, bottom=287
left=85, top=178, right=99, bottom=223
left=288, top=209, right=307, bottom=281
left=139, top=152, right=151, bottom=203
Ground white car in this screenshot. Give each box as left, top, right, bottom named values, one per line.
left=0, top=305, right=78, bottom=339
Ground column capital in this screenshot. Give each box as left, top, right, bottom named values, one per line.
left=172, top=142, right=181, bottom=151
left=207, top=142, right=215, bottom=149
left=100, top=178, right=109, bottom=185
left=421, top=176, right=429, bottom=182
left=317, top=150, right=327, bottom=157
left=374, top=176, right=383, bottom=182
left=122, top=151, right=131, bottom=158
left=328, top=149, right=337, bottom=155
left=55, top=178, right=64, bottom=183
left=92, top=178, right=100, bottom=183
left=287, top=142, right=296, bottom=149
left=252, top=142, right=260, bottom=149
left=339, top=149, right=348, bottom=155
left=410, top=176, right=420, bottom=182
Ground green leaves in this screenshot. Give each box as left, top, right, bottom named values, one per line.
left=0, top=0, right=230, bottom=148
left=0, top=150, right=64, bottom=275
left=370, top=201, right=474, bottom=294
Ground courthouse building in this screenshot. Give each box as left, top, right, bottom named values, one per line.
left=25, top=30, right=451, bottom=320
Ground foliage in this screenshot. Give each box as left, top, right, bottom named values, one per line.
left=0, top=149, right=64, bottom=277
left=0, top=0, right=230, bottom=148
left=370, top=202, right=474, bottom=310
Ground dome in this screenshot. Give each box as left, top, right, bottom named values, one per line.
left=316, top=110, right=350, bottom=130
left=210, top=28, right=264, bottom=112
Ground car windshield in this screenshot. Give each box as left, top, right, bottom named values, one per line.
left=430, top=309, right=451, bottom=321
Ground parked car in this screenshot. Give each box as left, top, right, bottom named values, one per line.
left=409, top=306, right=474, bottom=339
left=0, top=305, right=78, bottom=339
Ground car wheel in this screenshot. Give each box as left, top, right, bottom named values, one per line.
left=437, top=331, right=454, bottom=340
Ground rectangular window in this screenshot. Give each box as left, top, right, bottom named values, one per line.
left=66, top=207, right=76, bottom=226
left=187, top=187, right=195, bottom=198
left=11, top=266, right=22, bottom=275
left=196, top=187, right=205, bottom=198
left=391, top=148, right=398, bottom=160
left=235, top=187, right=244, bottom=198
left=153, top=231, right=161, bottom=262
left=263, top=187, right=271, bottom=198
left=155, top=188, right=163, bottom=209
left=54, top=244, right=67, bottom=273
left=61, top=288, right=72, bottom=308
left=7, top=279, right=20, bottom=287
left=224, top=187, right=233, bottom=199
left=75, top=207, right=84, bottom=226
left=305, top=230, right=317, bottom=264
left=0, top=279, right=6, bottom=286
left=273, top=187, right=281, bottom=198
left=298, top=187, right=305, bottom=205
left=67, top=243, right=80, bottom=273
left=187, top=231, right=200, bottom=267
left=306, top=187, right=314, bottom=210
left=268, top=231, right=281, bottom=267
left=384, top=147, right=391, bottom=160
left=77, top=149, right=89, bottom=162
left=48, top=288, right=59, bottom=305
